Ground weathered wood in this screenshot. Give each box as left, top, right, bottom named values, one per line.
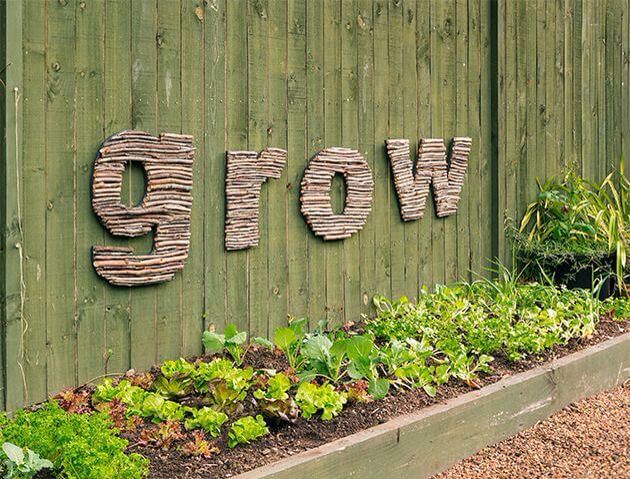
left=21, top=0, right=47, bottom=405
left=181, top=0, right=205, bottom=356
left=76, top=0, right=106, bottom=385
left=236, top=333, right=630, bottom=479
left=45, top=0, right=78, bottom=398
left=305, top=0, right=327, bottom=328
left=103, top=0, right=133, bottom=375
left=129, top=0, right=159, bottom=372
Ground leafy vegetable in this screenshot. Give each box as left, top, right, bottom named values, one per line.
left=300, top=334, right=348, bottom=383
left=253, top=373, right=299, bottom=423
left=152, top=358, right=196, bottom=399
left=203, top=324, right=249, bottom=365
left=183, top=407, right=228, bottom=437
left=1, top=442, right=53, bottom=479
left=195, top=359, right=254, bottom=412
left=273, top=317, right=308, bottom=369
left=295, top=382, right=347, bottom=421
left=180, top=431, right=219, bottom=458
left=0, top=401, right=148, bottom=479
left=227, top=415, right=269, bottom=448
left=137, top=420, right=184, bottom=450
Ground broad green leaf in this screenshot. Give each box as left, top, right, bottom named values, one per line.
left=2, top=442, right=24, bottom=465
left=345, top=335, right=374, bottom=361
left=202, top=331, right=226, bottom=353
left=368, top=378, right=390, bottom=400
left=273, top=327, right=296, bottom=350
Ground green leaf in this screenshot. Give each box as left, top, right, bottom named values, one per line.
left=347, top=357, right=372, bottom=380
left=2, top=442, right=25, bottom=465
left=346, top=335, right=374, bottom=361
left=273, top=327, right=296, bottom=350
left=302, top=335, right=332, bottom=362
left=368, top=378, right=390, bottom=400
left=253, top=336, right=274, bottom=350
left=225, top=324, right=247, bottom=345
left=202, top=331, right=226, bottom=353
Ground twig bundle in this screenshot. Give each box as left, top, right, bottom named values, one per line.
left=300, top=147, right=374, bottom=240
left=224, top=148, right=287, bottom=250
left=385, top=137, right=472, bottom=220
left=92, top=130, right=195, bottom=286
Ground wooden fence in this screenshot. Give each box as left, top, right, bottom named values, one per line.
left=1, top=0, right=629, bottom=412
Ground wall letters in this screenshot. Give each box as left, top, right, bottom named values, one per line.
left=92, top=133, right=470, bottom=285
left=300, top=147, right=374, bottom=240
left=224, top=148, right=287, bottom=250
left=92, top=130, right=194, bottom=286
left=385, top=137, right=472, bottom=220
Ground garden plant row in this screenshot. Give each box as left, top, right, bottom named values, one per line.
left=1, top=272, right=628, bottom=479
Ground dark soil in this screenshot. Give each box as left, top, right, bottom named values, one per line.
left=133, top=316, right=627, bottom=479
left=434, top=384, right=630, bottom=478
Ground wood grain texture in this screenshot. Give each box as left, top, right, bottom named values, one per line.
left=3, top=0, right=629, bottom=409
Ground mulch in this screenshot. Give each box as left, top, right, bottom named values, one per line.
left=137, top=316, right=628, bottom=479
left=434, top=383, right=630, bottom=479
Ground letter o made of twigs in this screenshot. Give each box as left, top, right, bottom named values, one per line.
left=300, top=147, right=374, bottom=240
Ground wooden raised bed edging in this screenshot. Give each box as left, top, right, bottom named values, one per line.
left=236, top=332, right=630, bottom=479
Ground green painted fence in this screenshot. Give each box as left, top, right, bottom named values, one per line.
left=1, top=0, right=629, bottom=412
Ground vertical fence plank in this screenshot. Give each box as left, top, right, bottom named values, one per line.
left=76, top=0, right=106, bottom=384
left=180, top=0, right=205, bottom=355
left=225, top=0, right=250, bottom=332
left=22, top=0, right=48, bottom=404
left=247, top=0, right=270, bottom=337
left=358, top=0, right=376, bottom=312
left=323, top=0, right=344, bottom=325
left=467, top=0, right=482, bottom=277
left=305, top=0, right=326, bottom=328
left=287, top=0, right=309, bottom=320
left=431, top=1, right=448, bottom=282
left=45, top=0, right=78, bottom=396
left=455, top=0, right=470, bottom=280
left=341, top=0, right=361, bottom=321
left=204, top=0, right=227, bottom=336
left=3, top=0, right=25, bottom=411
left=267, top=0, right=289, bottom=331
left=402, top=0, right=419, bottom=290
left=387, top=0, right=405, bottom=297
left=373, top=0, right=391, bottom=299
left=129, top=0, right=158, bottom=370
left=416, top=0, right=433, bottom=287
left=155, top=0, right=183, bottom=363
left=103, top=0, right=132, bottom=375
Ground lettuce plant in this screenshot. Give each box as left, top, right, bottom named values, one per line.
left=253, top=373, right=299, bottom=423
left=272, top=317, right=308, bottom=369
left=295, top=382, right=347, bottom=420
left=202, top=324, right=249, bottom=365
left=0, top=402, right=148, bottom=479
left=195, top=359, right=253, bottom=412
left=227, top=415, right=269, bottom=448
left=183, top=407, right=228, bottom=437
left=152, top=358, right=196, bottom=399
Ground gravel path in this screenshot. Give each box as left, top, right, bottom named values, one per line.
left=435, top=383, right=630, bottom=479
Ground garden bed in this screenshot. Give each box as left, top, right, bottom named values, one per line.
left=3, top=281, right=628, bottom=479
left=139, top=316, right=629, bottom=478
left=235, top=328, right=630, bottom=479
